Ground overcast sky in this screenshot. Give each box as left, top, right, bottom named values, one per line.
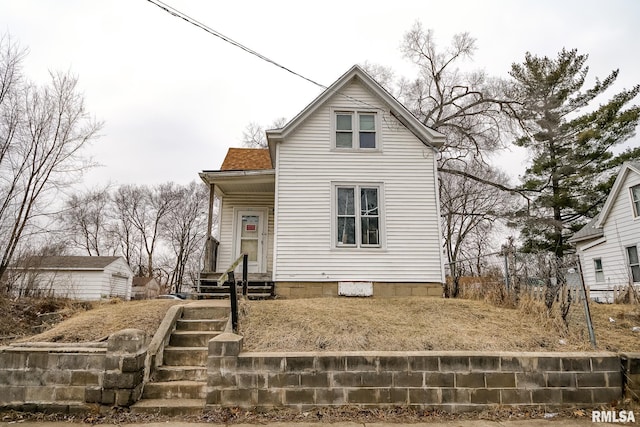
left=3, top=0, right=639, bottom=189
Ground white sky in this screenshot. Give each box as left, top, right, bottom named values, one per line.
left=3, top=0, right=639, bottom=189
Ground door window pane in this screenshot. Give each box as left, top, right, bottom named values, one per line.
left=241, top=240, right=258, bottom=262
left=241, top=215, right=258, bottom=237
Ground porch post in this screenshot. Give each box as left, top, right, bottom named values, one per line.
left=204, top=183, right=216, bottom=272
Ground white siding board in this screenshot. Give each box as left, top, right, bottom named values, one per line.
left=578, top=170, right=640, bottom=300
left=275, top=79, right=443, bottom=282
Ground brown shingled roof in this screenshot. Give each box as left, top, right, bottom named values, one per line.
left=220, top=148, right=272, bottom=171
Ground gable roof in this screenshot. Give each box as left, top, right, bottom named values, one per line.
left=568, top=214, right=604, bottom=244
left=265, top=64, right=445, bottom=163
left=15, top=256, right=123, bottom=270
left=132, top=276, right=157, bottom=286
left=593, top=161, right=640, bottom=228
left=220, top=148, right=272, bottom=171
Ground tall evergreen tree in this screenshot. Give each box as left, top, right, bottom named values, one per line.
left=510, top=48, right=640, bottom=257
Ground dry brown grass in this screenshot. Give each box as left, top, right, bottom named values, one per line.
left=16, top=299, right=182, bottom=343
left=239, top=297, right=640, bottom=352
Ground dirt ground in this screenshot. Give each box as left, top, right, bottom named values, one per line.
left=1, top=294, right=639, bottom=352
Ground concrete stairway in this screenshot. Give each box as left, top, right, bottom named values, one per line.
left=131, top=304, right=229, bottom=416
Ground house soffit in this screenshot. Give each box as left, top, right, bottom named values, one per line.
left=199, top=170, right=275, bottom=195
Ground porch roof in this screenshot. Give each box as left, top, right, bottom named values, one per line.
left=199, top=169, right=275, bottom=194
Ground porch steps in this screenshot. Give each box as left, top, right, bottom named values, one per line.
left=196, top=280, right=275, bottom=300
left=130, top=303, right=229, bottom=416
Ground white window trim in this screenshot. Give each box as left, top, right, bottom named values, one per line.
left=631, top=184, right=640, bottom=218
left=330, top=107, right=382, bottom=151
left=331, top=182, right=385, bottom=250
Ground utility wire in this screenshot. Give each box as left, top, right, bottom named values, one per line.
left=146, top=0, right=327, bottom=90
left=144, top=0, right=386, bottom=113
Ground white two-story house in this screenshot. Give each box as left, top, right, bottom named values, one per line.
left=199, top=65, right=446, bottom=298
left=569, top=161, right=640, bottom=302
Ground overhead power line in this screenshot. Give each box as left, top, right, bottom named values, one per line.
left=145, top=0, right=390, bottom=115
left=145, top=0, right=327, bottom=90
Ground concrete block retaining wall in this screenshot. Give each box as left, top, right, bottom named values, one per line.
left=0, top=329, right=147, bottom=413
left=207, top=333, right=630, bottom=412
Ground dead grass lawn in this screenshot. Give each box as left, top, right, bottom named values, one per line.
left=239, top=297, right=640, bottom=352
left=17, top=299, right=182, bottom=343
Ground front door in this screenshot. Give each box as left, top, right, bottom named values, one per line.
left=234, top=209, right=266, bottom=273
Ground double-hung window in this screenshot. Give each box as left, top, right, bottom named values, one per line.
left=631, top=184, right=640, bottom=217
left=336, top=185, right=381, bottom=248
left=334, top=111, right=378, bottom=149
left=593, top=258, right=604, bottom=283
left=627, top=246, right=640, bottom=283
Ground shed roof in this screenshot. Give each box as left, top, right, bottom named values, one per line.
left=220, top=148, right=272, bottom=171
left=16, top=256, right=123, bottom=270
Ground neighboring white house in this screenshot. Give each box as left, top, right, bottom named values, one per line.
left=9, top=256, right=133, bottom=301
left=199, top=65, right=446, bottom=298
left=131, top=276, right=161, bottom=300
left=569, top=161, right=640, bottom=302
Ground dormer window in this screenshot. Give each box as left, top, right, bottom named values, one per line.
left=631, top=184, right=640, bottom=217
left=334, top=110, right=378, bottom=150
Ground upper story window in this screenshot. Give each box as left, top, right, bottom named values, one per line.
left=631, top=184, right=640, bottom=217
left=334, top=111, right=378, bottom=150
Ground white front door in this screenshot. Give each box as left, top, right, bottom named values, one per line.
left=234, top=209, right=267, bottom=273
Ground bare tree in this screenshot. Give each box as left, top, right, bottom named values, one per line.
left=59, top=185, right=115, bottom=256
left=242, top=117, right=287, bottom=148
left=161, top=181, right=207, bottom=292
left=440, top=164, right=515, bottom=297
left=113, top=183, right=179, bottom=278
left=0, top=35, right=101, bottom=279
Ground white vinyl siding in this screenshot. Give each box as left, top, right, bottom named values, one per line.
left=274, top=79, right=443, bottom=283
left=577, top=169, right=640, bottom=300
left=217, top=193, right=274, bottom=274
left=11, top=258, right=132, bottom=301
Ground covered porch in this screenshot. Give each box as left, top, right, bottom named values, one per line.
left=198, top=168, right=275, bottom=298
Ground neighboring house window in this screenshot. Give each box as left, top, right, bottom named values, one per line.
left=334, top=111, right=377, bottom=149
left=632, top=184, right=640, bottom=217
left=627, top=246, right=640, bottom=283
left=593, top=258, right=604, bottom=283
left=336, top=185, right=381, bottom=247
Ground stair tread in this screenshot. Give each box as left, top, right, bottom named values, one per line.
left=178, top=318, right=227, bottom=322
left=172, top=330, right=221, bottom=335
